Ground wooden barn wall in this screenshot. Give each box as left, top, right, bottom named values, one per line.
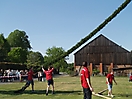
left=75, top=35, right=132, bottom=66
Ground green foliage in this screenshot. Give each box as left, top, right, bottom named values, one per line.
left=7, top=29, right=32, bottom=50
left=27, top=51, right=44, bottom=71
left=65, top=63, right=77, bottom=76
left=93, top=69, right=100, bottom=75
left=8, top=47, right=27, bottom=63
left=0, top=34, right=10, bottom=61
left=44, top=46, right=68, bottom=73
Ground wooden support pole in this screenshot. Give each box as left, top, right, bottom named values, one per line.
left=90, top=63, right=93, bottom=76
left=100, top=63, right=103, bottom=75
left=98, top=88, right=108, bottom=94
left=92, top=92, right=111, bottom=99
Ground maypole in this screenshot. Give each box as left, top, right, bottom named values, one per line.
left=44, top=0, right=131, bottom=66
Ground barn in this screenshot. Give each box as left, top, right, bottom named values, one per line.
left=74, top=34, right=132, bottom=76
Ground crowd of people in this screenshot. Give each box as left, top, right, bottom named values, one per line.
left=0, top=68, right=48, bottom=83
left=37, top=71, right=46, bottom=82
left=0, top=69, right=28, bottom=82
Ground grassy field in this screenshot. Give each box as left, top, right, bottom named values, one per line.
left=0, top=75, right=131, bottom=99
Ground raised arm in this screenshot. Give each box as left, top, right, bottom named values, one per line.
left=51, top=67, right=54, bottom=71
left=42, top=67, right=45, bottom=72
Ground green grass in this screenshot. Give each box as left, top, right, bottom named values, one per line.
left=0, top=76, right=131, bottom=99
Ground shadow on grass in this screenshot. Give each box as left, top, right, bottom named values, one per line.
left=0, top=90, right=82, bottom=95
left=54, top=90, right=82, bottom=95
left=102, top=93, right=132, bottom=98
left=116, top=94, right=132, bottom=98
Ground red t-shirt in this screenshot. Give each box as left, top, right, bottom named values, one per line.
left=106, top=73, right=114, bottom=84
left=80, top=67, right=90, bottom=88
left=27, top=69, right=33, bottom=81
left=130, top=75, right=132, bottom=80
left=44, top=68, right=54, bottom=80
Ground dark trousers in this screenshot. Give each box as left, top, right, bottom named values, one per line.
left=83, top=87, right=92, bottom=99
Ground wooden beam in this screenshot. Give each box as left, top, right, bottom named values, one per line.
left=98, top=88, right=108, bottom=94
left=92, top=92, right=111, bottom=99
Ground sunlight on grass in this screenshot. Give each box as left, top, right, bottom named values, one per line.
left=0, top=76, right=131, bottom=99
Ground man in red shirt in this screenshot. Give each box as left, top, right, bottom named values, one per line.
left=129, top=73, right=132, bottom=82
left=106, top=71, right=117, bottom=97
left=42, top=66, right=54, bottom=95
left=14, top=66, right=34, bottom=93
left=21, top=66, right=34, bottom=92
left=80, top=62, right=93, bottom=99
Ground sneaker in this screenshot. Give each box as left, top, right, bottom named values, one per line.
left=111, top=94, right=114, bottom=98
left=52, top=91, right=55, bottom=94
left=46, top=92, right=48, bottom=96
left=31, top=90, right=35, bottom=93
left=107, top=94, right=110, bottom=96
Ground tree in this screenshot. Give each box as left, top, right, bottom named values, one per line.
left=7, top=29, right=32, bottom=50
left=0, top=34, right=10, bottom=61
left=44, top=46, right=68, bottom=73
left=8, top=47, right=27, bottom=63
left=66, top=63, right=77, bottom=76
left=27, top=51, right=44, bottom=71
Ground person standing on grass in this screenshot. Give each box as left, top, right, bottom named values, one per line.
left=106, top=71, right=117, bottom=98
left=129, top=73, right=132, bottom=82
left=80, top=61, right=94, bottom=99
left=42, top=66, right=54, bottom=96
left=21, top=66, right=34, bottom=92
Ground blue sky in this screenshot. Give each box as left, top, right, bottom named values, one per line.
left=0, top=0, right=132, bottom=63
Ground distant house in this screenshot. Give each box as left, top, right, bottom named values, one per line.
left=74, top=34, right=132, bottom=76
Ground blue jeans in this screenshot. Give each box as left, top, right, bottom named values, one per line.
left=83, top=87, right=92, bottom=99
left=107, top=84, right=112, bottom=91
